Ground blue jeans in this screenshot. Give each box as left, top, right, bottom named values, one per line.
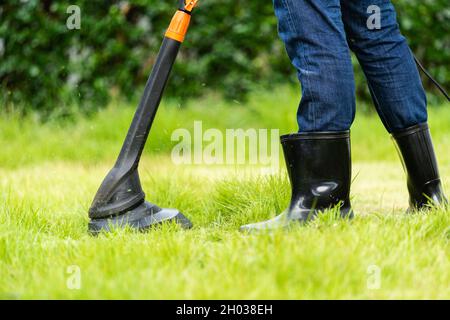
left=275, top=0, right=427, bottom=133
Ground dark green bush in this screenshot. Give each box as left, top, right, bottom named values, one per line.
left=0, top=0, right=448, bottom=116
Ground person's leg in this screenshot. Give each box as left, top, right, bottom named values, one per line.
left=341, top=0, right=447, bottom=210
left=241, top=0, right=354, bottom=232
left=341, top=0, right=426, bottom=132
left=276, top=0, right=356, bottom=132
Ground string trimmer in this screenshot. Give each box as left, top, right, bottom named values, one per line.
left=88, top=0, right=199, bottom=233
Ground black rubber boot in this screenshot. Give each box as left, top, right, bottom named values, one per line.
left=392, top=123, right=447, bottom=211
left=240, top=131, right=353, bottom=232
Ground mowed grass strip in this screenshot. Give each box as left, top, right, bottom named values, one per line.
left=0, top=159, right=448, bottom=299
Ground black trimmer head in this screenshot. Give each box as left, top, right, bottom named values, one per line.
left=88, top=1, right=199, bottom=234
left=89, top=202, right=192, bottom=234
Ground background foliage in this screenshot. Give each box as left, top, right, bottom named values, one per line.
left=0, top=0, right=449, bottom=116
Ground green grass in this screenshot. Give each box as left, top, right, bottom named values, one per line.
left=0, top=86, right=449, bottom=299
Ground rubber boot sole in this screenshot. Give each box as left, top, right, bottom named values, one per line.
left=240, top=207, right=353, bottom=233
